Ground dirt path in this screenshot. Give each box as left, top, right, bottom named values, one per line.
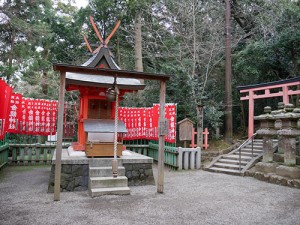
left=0, top=165, right=299, bottom=225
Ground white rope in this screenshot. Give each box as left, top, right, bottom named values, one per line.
left=113, top=86, right=119, bottom=161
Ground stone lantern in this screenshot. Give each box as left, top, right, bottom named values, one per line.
left=254, top=106, right=277, bottom=162
left=273, top=104, right=300, bottom=165
left=271, top=102, right=285, bottom=154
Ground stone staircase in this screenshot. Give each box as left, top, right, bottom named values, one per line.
left=205, top=139, right=278, bottom=176
left=89, top=158, right=130, bottom=197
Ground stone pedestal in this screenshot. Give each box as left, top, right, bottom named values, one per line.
left=274, top=104, right=300, bottom=166
left=255, top=106, right=276, bottom=163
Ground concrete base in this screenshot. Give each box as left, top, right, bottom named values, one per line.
left=48, top=149, right=155, bottom=193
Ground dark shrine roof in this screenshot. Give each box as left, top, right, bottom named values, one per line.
left=64, top=47, right=144, bottom=90
left=82, top=47, right=120, bottom=69
left=237, top=76, right=300, bottom=91
left=66, top=72, right=144, bottom=90
left=53, top=46, right=170, bottom=91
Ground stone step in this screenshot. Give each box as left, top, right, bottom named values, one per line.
left=243, top=145, right=263, bottom=150
left=208, top=167, right=242, bottom=175
left=89, top=158, right=123, bottom=167
left=90, top=187, right=130, bottom=197
left=214, top=162, right=244, bottom=169
left=89, top=176, right=128, bottom=189
left=242, top=148, right=263, bottom=153
left=218, top=158, right=248, bottom=165
left=89, top=166, right=125, bottom=177
left=223, top=154, right=252, bottom=161
left=234, top=152, right=260, bottom=157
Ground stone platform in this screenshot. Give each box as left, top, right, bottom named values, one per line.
left=48, top=147, right=155, bottom=192
left=245, top=162, right=300, bottom=189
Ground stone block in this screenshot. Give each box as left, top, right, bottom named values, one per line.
left=66, top=180, right=75, bottom=191
left=72, top=165, right=84, bottom=176
left=276, top=165, right=300, bottom=179
left=254, top=172, right=264, bottom=181
left=124, top=164, right=133, bottom=170
left=83, top=165, right=89, bottom=176
left=255, top=162, right=278, bottom=173
left=132, top=170, right=140, bottom=177
left=60, top=173, right=72, bottom=189
left=62, top=165, right=72, bottom=174
left=145, top=169, right=153, bottom=176
left=294, top=179, right=300, bottom=188
left=145, top=178, right=155, bottom=185
left=48, top=184, right=54, bottom=193
left=74, top=176, right=84, bottom=187
left=74, top=186, right=87, bottom=191
left=287, top=179, right=294, bottom=187
left=126, top=171, right=132, bottom=179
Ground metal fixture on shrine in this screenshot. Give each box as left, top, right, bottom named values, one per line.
left=254, top=106, right=277, bottom=162
left=273, top=104, right=300, bottom=165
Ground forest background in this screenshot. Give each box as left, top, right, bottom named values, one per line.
left=0, top=0, right=299, bottom=140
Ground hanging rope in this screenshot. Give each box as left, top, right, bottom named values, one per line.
left=113, top=85, right=119, bottom=161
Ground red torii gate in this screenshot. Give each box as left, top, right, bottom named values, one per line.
left=237, top=77, right=300, bottom=138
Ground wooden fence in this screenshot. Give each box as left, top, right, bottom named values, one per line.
left=9, top=143, right=56, bottom=165
left=0, top=144, right=9, bottom=169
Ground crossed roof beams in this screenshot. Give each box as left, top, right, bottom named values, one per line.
left=83, top=16, right=121, bottom=54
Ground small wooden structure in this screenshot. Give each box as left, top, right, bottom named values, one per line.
left=178, top=118, right=194, bottom=147
left=178, top=118, right=194, bottom=141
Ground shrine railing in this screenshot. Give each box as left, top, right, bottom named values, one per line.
left=125, top=140, right=201, bottom=170
left=0, top=143, right=9, bottom=170
left=1, top=133, right=71, bottom=166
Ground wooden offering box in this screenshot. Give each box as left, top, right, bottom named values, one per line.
left=84, top=119, right=127, bottom=157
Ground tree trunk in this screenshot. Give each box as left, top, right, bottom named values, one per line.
left=134, top=11, right=143, bottom=80
left=8, top=29, right=15, bottom=83
left=225, top=0, right=233, bottom=144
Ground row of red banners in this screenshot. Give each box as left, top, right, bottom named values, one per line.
left=1, top=78, right=177, bottom=143
left=119, top=104, right=176, bottom=143
left=0, top=79, right=58, bottom=140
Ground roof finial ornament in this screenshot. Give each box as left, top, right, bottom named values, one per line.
left=83, top=16, right=121, bottom=54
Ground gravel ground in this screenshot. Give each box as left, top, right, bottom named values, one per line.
left=0, top=165, right=299, bottom=225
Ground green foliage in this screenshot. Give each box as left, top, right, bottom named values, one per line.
left=1, top=0, right=299, bottom=138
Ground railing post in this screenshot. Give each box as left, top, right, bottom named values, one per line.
left=239, top=147, right=241, bottom=171
left=190, top=150, right=195, bottom=170
left=251, top=137, right=254, bottom=158
left=183, top=151, right=189, bottom=169
left=196, top=147, right=201, bottom=169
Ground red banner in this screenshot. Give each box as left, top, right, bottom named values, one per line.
left=0, top=79, right=8, bottom=139
left=119, top=104, right=176, bottom=143
left=7, top=93, right=22, bottom=133
left=0, top=79, right=58, bottom=138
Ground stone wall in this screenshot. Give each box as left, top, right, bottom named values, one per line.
left=48, top=162, right=155, bottom=192
left=123, top=163, right=155, bottom=186
left=48, top=164, right=89, bottom=193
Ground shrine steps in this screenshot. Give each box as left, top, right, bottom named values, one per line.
left=88, top=158, right=130, bottom=197
left=205, top=139, right=278, bottom=176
